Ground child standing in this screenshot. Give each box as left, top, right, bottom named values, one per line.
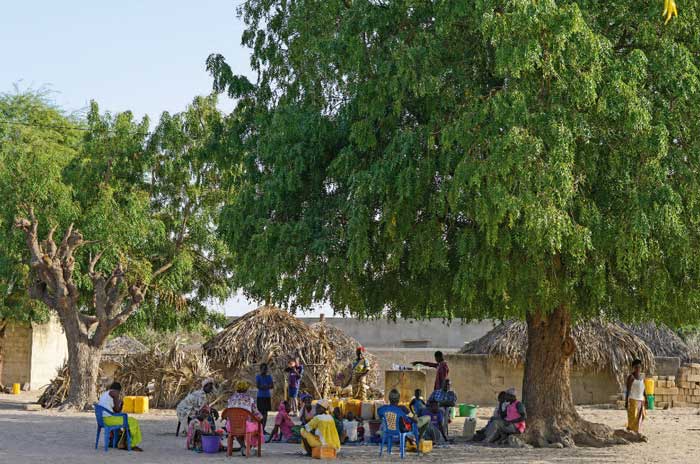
left=285, top=359, right=304, bottom=415
left=409, top=389, right=426, bottom=417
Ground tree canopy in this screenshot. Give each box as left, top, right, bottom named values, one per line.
left=0, top=91, right=231, bottom=333
left=210, top=0, right=700, bottom=327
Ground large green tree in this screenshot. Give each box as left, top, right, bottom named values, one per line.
left=2, top=92, right=231, bottom=408
left=210, top=0, right=700, bottom=445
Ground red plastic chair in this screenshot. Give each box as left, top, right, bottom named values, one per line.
left=221, top=408, right=263, bottom=457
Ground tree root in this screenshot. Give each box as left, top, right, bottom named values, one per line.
left=523, top=415, right=632, bottom=448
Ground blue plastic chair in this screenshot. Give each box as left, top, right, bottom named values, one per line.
left=94, top=403, right=131, bottom=452
left=377, top=405, right=419, bottom=459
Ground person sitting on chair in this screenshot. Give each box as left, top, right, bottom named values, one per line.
left=300, top=399, right=341, bottom=456
left=176, top=378, right=217, bottom=436
left=97, top=382, right=143, bottom=451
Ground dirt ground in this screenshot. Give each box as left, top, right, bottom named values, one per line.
left=0, top=392, right=699, bottom=463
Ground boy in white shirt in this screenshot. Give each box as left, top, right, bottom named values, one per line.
left=342, top=411, right=359, bottom=443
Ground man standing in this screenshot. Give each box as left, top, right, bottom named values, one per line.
left=98, top=382, right=143, bottom=451
left=256, top=363, right=274, bottom=430
left=412, top=351, right=449, bottom=392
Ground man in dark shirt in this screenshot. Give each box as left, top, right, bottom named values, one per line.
left=412, top=351, right=449, bottom=392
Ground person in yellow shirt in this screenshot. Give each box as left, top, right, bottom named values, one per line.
left=300, top=399, right=341, bottom=456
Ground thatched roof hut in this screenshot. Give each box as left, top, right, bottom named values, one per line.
left=461, top=319, right=655, bottom=385
left=203, top=305, right=336, bottom=399
left=619, top=322, right=690, bottom=361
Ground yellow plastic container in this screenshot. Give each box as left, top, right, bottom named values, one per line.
left=418, top=440, right=433, bottom=453
left=345, top=399, right=362, bottom=417
left=11, top=383, right=21, bottom=395
left=644, top=378, right=655, bottom=395
left=133, top=396, right=149, bottom=414
left=122, top=396, right=135, bottom=413
left=312, top=446, right=336, bottom=459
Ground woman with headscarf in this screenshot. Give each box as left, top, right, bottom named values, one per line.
left=300, top=399, right=341, bottom=456
left=347, top=347, right=370, bottom=400
left=267, top=400, right=294, bottom=442
left=226, top=380, right=263, bottom=421
left=176, top=378, right=217, bottom=436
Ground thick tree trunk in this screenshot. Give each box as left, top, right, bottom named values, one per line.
left=522, top=306, right=624, bottom=447
left=62, top=319, right=104, bottom=411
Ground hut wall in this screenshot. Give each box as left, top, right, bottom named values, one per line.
left=655, top=357, right=681, bottom=377
left=0, top=322, right=32, bottom=386
left=444, top=354, right=620, bottom=406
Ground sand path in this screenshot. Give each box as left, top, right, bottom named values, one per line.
left=1, top=393, right=698, bottom=463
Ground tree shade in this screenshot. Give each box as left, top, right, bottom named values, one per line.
left=209, top=1, right=700, bottom=446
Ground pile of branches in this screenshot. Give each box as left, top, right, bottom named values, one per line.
left=38, top=362, right=71, bottom=409
left=114, top=335, right=229, bottom=409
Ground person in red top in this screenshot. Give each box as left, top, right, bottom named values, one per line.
left=412, top=351, right=449, bottom=391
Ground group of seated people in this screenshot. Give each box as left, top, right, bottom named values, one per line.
left=96, top=372, right=525, bottom=455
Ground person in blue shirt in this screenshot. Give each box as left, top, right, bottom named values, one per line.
left=409, top=389, right=426, bottom=417
left=256, top=363, right=274, bottom=431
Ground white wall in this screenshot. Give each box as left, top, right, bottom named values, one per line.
left=29, top=316, right=68, bottom=390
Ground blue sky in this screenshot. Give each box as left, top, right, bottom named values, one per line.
left=0, top=0, right=251, bottom=120
left=1, top=0, right=326, bottom=316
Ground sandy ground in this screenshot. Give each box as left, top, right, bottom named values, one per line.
left=1, top=392, right=699, bottom=463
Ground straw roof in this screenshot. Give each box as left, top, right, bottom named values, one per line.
left=102, top=336, right=147, bottom=363
left=461, top=319, right=655, bottom=384
left=203, top=305, right=336, bottom=399
left=618, top=322, right=691, bottom=361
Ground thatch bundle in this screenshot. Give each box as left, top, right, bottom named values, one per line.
left=310, top=320, right=380, bottom=392
left=619, top=322, right=690, bottom=361
left=38, top=362, right=70, bottom=408
left=461, top=319, right=655, bottom=385
left=203, top=306, right=338, bottom=400
left=114, top=336, right=229, bottom=409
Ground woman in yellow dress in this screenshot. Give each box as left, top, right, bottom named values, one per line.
left=300, top=399, right=341, bottom=456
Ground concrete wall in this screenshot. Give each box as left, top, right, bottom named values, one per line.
left=298, top=317, right=494, bottom=349
left=0, top=317, right=68, bottom=389
left=0, top=322, right=32, bottom=386
left=29, top=317, right=68, bottom=389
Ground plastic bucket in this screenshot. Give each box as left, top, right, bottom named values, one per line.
left=201, top=434, right=220, bottom=454
left=644, top=378, right=655, bottom=396
left=11, top=383, right=21, bottom=395
left=460, top=404, right=478, bottom=418
left=647, top=395, right=655, bottom=410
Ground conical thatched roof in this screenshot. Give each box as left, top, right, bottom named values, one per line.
left=310, top=320, right=380, bottom=391
left=461, top=319, right=655, bottom=384
left=618, top=322, right=690, bottom=361
left=204, top=305, right=313, bottom=370
left=203, top=305, right=336, bottom=399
